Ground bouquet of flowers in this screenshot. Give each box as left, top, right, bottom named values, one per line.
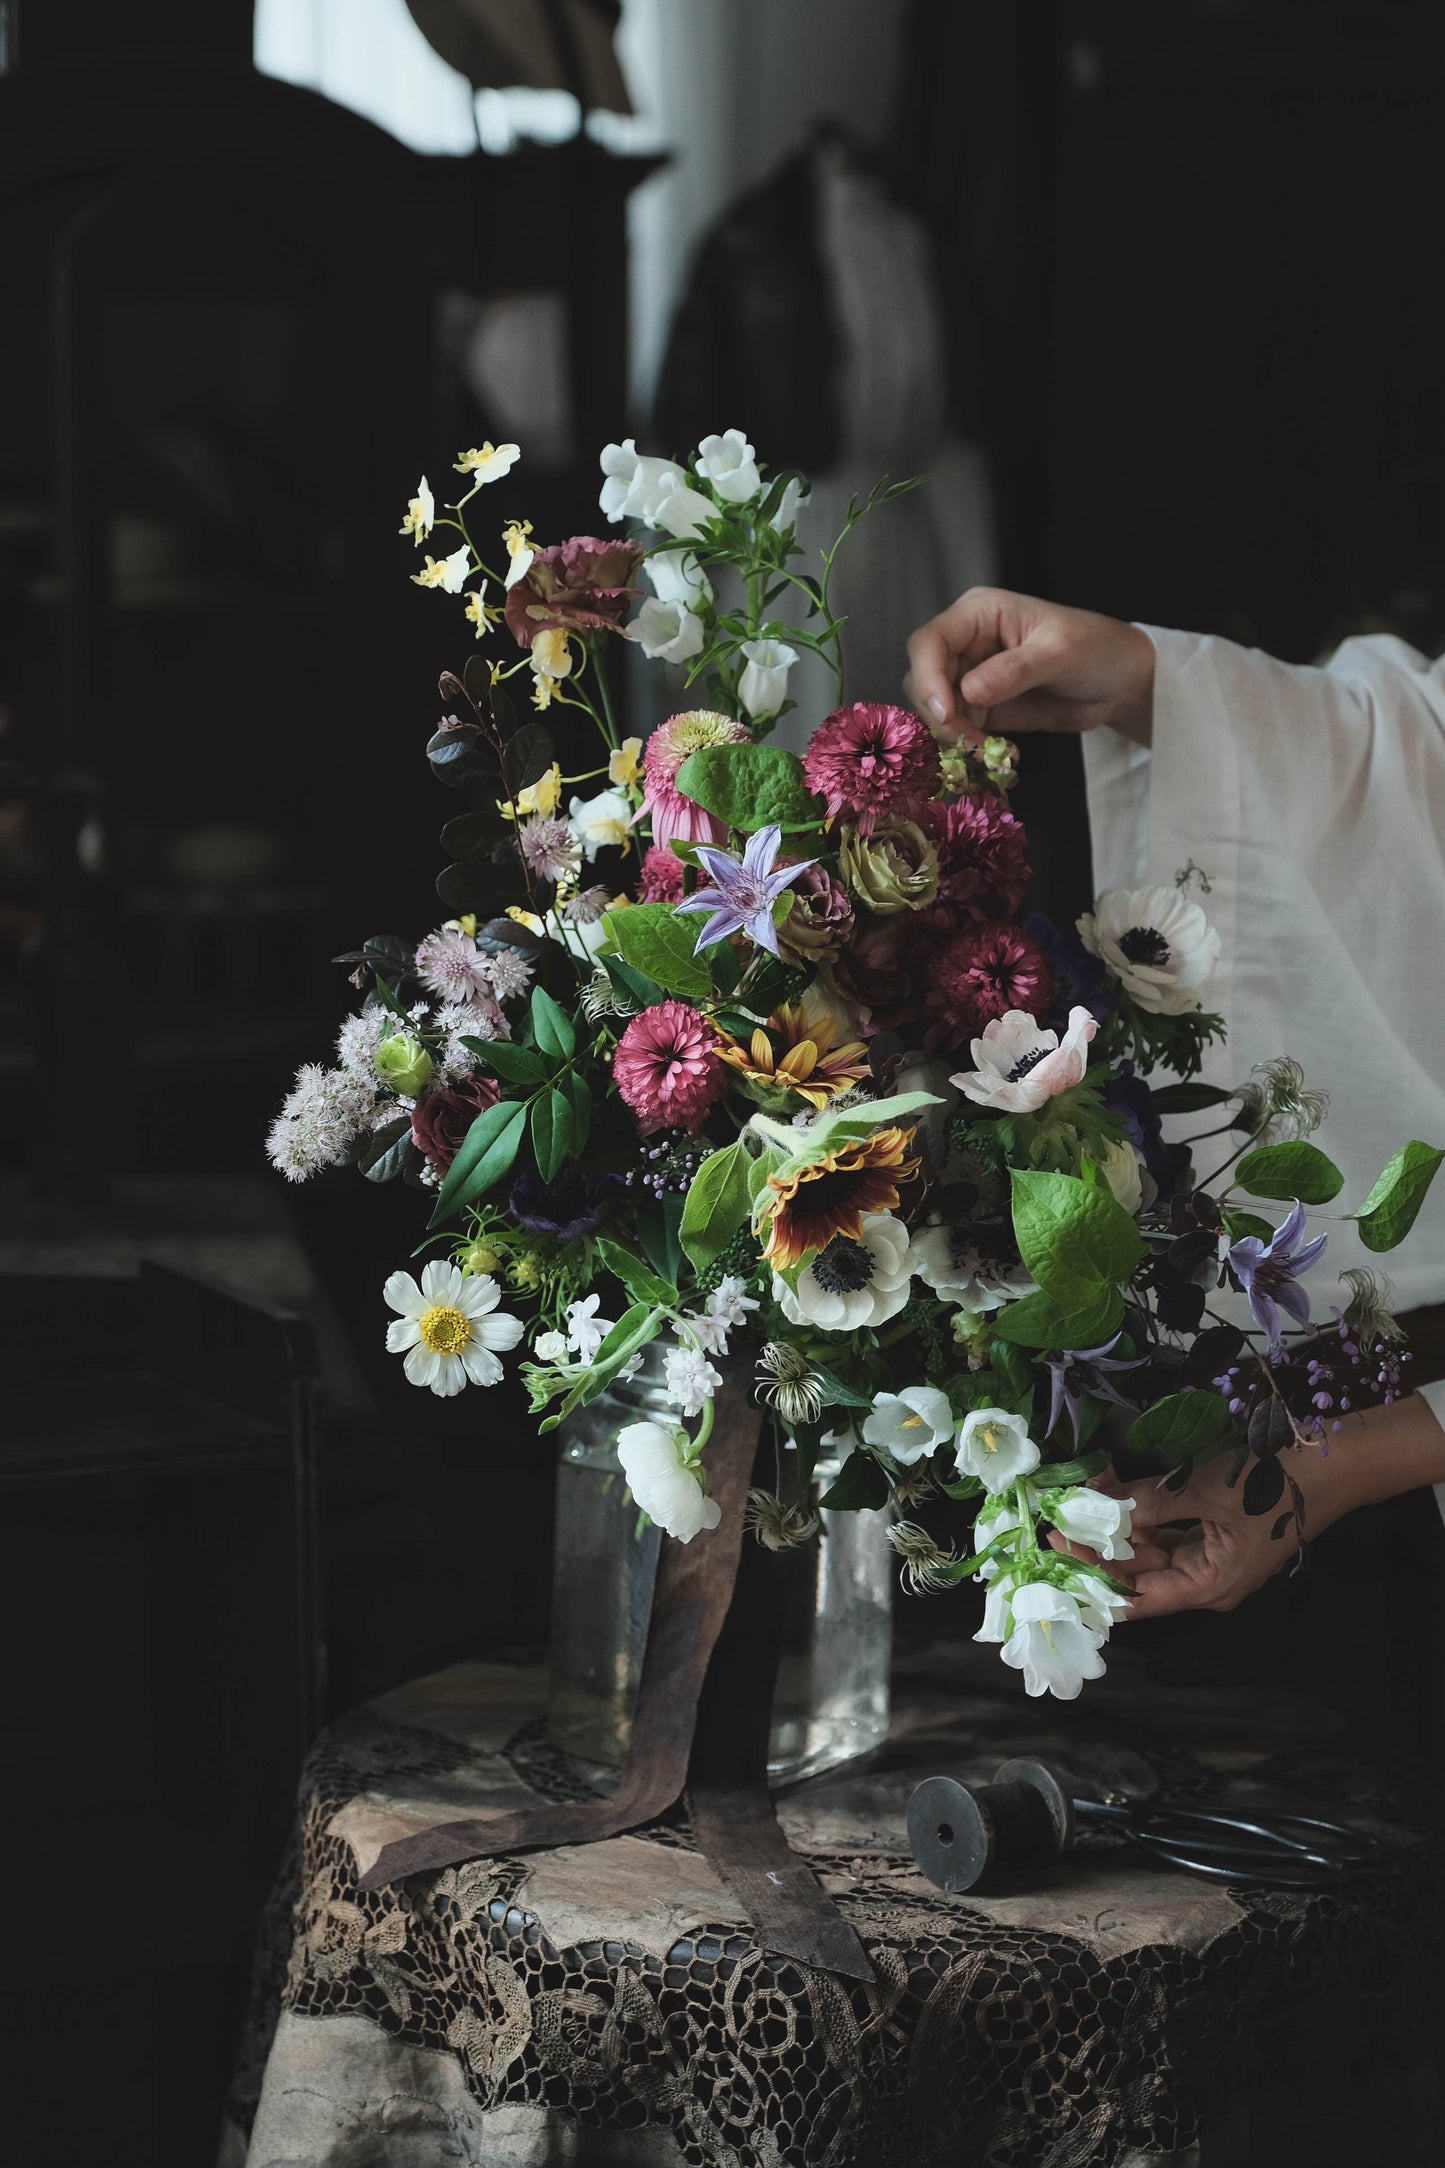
left=269, top=430, right=1442, bottom=1701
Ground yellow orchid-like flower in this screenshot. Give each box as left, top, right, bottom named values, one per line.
left=506, top=906, right=545, bottom=938
left=411, top=544, right=471, bottom=594
left=608, top=736, right=645, bottom=790
left=454, top=441, right=521, bottom=485
left=503, top=519, right=536, bottom=589
left=496, top=761, right=564, bottom=825
left=463, top=582, right=500, bottom=639
left=716, top=998, right=871, bottom=1112
left=442, top=915, right=479, bottom=937
left=398, top=476, right=434, bottom=545
left=529, top=627, right=574, bottom=710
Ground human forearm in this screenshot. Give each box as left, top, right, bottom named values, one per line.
left=1303, top=1390, right=1445, bottom=1532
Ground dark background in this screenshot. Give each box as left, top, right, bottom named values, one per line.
left=2, top=1, right=1443, bottom=2159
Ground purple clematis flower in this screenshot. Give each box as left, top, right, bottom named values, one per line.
left=674, top=824, right=815, bottom=957
left=1227, top=1198, right=1327, bottom=1354
left=1044, top=1333, right=1149, bottom=1446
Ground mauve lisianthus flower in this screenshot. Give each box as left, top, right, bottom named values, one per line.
left=510, top=1164, right=622, bottom=1238
left=801, top=702, right=942, bottom=832
left=503, top=535, right=643, bottom=649
left=410, top=1071, right=501, bottom=1176
left=613, top=1000, right=725, bottom=1133
left=928, top=793, right=1032, bottom=921
left=642, top=711, right=750, bottom=851
left=926, top=920, right=1054, bottom=1049
left=777, top=860, right=854, bottom=963
left=636, top=845, right=687, bottom=903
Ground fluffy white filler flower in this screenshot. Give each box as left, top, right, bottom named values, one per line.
left=774, top=1212, right=912, bottom=1331
left=737, top=637, right=797, bottom=721
left=862, top=1384, right=956, bottom=1465
left=954, top=1407, right=1041, bottom=1492
left=1078, top=884, right=1222, bottom=1015
left=616, top=1418, right=721, bottom=1541
left=569, top=788, right=633, bottom=860
left=663, top=1342, right=723, bottom=1417
left=383, top=1261, right=523, bottom=1396
left=999, top=1583, right=1107, bottom=1700
left=695, top=428, right=761, bottom=503
left=1046, top=1487, right=1136, bottom=1562
left=565, top=1294, right=613, bottom=1363
left=951, top=1005, right=1098, bottom=1113
left=267, top=1062, right=379, bottom=1181
left=627, top=596, right=705, bottom=665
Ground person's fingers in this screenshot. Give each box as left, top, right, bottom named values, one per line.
left=1127, top=1473, right=1225, bottom=1529
left=956, top=636, right=1056, bottom=711
left=905, top=587, right=1031, bottom=728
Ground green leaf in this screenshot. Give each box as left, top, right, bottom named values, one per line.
left=1148, top=1081, right=1236, bottom=1114
left=529, top=984, right=576, bottom=1061
left=500, top=720, right=555, bottom=799
left=565, top=1068, right=591, bottom=1156
left=1352, top=1139, right=1445, bottom=1252
left=809, top=1363, right=873, bottom=1410
left=440, top=807, right=512, bottom=862
left=603, top=906, right=712, bottom=1001
left=592, top=1302, right=655, bottom=1370
left=679, top=1140, right=753, bottom=1271
left=674, top=742, right=825, bottom=833
left=1127, top=1389, right=1233, bottom=1461
left=819, top=1452, right=890, bottom=1511
left=595, top=1238, right=677, bottom=1308
left=1009, top=1168, right=1144, bottom=1311
left=529, top=1086, right=572, bottom=1185
left=430, top=1100, right=526, bottom=1224
left=1235, top=1140, right=1343, bottom=1205
left=600, top=953, right=664, bottom=1014
left=357, top=1113, right=414, bottom=1184
left=992, top=1286, right=1124, bottom=1351
left=1223, top=1208, right=1275, bottom=1245
left=1034, top=1451, right=1110, bottom=1489
left=636, top=1192, right=685, bottom=1287
left=459, top=1037, right=548, bottom=1086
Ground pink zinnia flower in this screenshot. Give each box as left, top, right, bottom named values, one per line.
left=636, top=845, right=686, bottom=903
left=415, top=929, right=495, bottom=1006
left=927, top=793, right=1033, bottom=922
left=641, top=711, right=749, bottom=851
left=613, top=1000, right=725, bottom=1134
left=925, top=920, right=1054, bottom=1049
left=801, top=702, right=942, bottom=832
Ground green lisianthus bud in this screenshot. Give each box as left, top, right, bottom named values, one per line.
left=840, top=816, right=939, bottom=914
left=374, top=1031, right=434, bottom=1099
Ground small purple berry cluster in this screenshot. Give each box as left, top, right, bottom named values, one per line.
left=627, top=1134, right=713, bottom=1199
left=1214, top=1316, right=1410, bottom=1443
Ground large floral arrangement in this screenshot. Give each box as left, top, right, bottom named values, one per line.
left=270, top=431, right=1442, bottom=1700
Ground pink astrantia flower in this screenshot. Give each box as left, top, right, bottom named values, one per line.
left=415, top=928, right=496, bottom=1006
left=926, top=920, right=1054, bottom=1049
left=636, top=844, right=687, bottom=903
left=927, top=793, right=1033, bottom=923
left=801, top=702, right=942, bottom=832
left=641, top=711, right=749, bottom=851
left=518, top=814, right=582, bottom=885
left=952, top=1005, right=1098, bottom=1112
left=613, top=1000, right=725, bottom=1133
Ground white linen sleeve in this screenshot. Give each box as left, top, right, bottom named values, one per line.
left=1420, top=1379, right=1445, bottom=1529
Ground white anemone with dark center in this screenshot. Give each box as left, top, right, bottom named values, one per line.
left=1076, top=883, right=1222, bottom=1015
left=774, top=1209, right=913, bottom=1331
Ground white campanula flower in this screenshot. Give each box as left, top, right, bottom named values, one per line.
left=973, top=1569, right=1023, bottom=1645
left=954, top=1407, right=1040, bottom=1492
left=568, top=787, right=633, bottom=861
left=565, top=1294, right=613, bottom=1362
left=951, top=1005, right=1097, bottom=1113
left=999, top=1582, right=1107, bottom=1700
left=862, top=1384, right=956, bottom=1466
left=383, top=1262, right=523, bottom=1396
left=1066, top=1570, right=1134, bottom=1636
left=971, top=1497, right=1029, bottom=1582
left=1090, top=1137, right=1148, bottom=1216
left=599, top=439, right=689, bottom=525
left=533, top=1329, right=570, bottom=1363
left=454, top=441, right=520, bottom=486
left=643, top=547, right=713, bottom=610
left=663, top=1342, right=723, bottom=1417
left=911, top=1225, right=1034, bottom=1314
left=770, top=476, right=810, bottom=534
left=627, top=596, right=705, bottom=665
left=737, top=637, right=798, bottom=721
left=411, top=544, right=471, bottom=594
left=398, top=476, right=434, bottom=544
left=616, top=1418, right=721, bottom=1541
left=696, top=428, right=761, bottom=504
left=774, top=1212, right=911, bottom=1332
left=1078, top=884, right=1221, bottom=1015
left=653, top=483, right=717, bottom=541
left=1045, top=1486, right=1136, bottom=1562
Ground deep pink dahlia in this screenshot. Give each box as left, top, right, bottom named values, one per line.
left=636, top=844, right=687, bottom=903
left=801, top=702, right=942, bottom=832
left=613, top=1000, right=725, bottom=1133
left=926, top=793, right=1033, bottom=922
left=642, top=711, right=750, bottom=851
left=925, top=920, right=1054, bottom=1048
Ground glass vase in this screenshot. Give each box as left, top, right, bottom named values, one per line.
left=547, top=1345, right=893, bottom=1785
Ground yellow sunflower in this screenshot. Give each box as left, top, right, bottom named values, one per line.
left=762, top=1126, right=920, bottom=1270
left=716, top=999, right=871, bottom=1111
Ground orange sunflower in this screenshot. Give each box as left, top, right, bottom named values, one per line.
left=762, top=1126, right=920, bottom=1270
left=716, top=999, right=871, bottom=1112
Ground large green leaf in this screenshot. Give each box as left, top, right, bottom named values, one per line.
left=430, top=1099, right=526, bottom=1224
left=674, top=741, right=824, bottom=834
left=1009, top=1169, right=1143, bottom=1312
left=459, top=1036, right=549, bottom=1086
left=679, top=1140, right=753, bottom=1271
left=1127, top=1389, right=1233, bottom=1461
left=529, top=1086, right=572, bottom=1185
left=529, top=984, right=576, bottom=1061
left=595, top=1238, right=677, bottom=1308
left=1235, top=1140, right=1343, bottom=1204
left=564, top=1068, right=591, bottom=1156
left=603, top=906, right=712, bottom=1001
left=357, top=1113, right=414, bottom=1184
left=1148, top=1081, right=1236, bottom=1115
left=1352, top=1139, right=1445, bottom=1251
left=818, top=1452, right=890, bottom=1511
left=991, top=1285, right=1124, bottom=1351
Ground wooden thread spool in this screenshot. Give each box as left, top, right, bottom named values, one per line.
left=907, top=1758, right=1076, bottom=1894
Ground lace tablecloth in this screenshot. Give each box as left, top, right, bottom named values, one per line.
left=224, top=1636, right=1443, bottom=2167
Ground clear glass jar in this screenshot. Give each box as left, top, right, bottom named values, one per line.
left=547, top=1345, right=893, bottom=1785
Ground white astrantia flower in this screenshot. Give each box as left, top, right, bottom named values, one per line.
left=774, top=1212, right=912, bottom=1332
left=954, top=1407, right=1041, bottom=1492
left=598, top=440, right=689, bottom=524
left=862, top=1384, right=956, bottom=1466
left=737, top=637, right=798, bottom=721
left=951, top=1005, right=1098, bottom=1113
left=565, top=1294, right=613, bottom=1362
left=1077, top=884, right=1222, bottom=1015
left=1045, top=1487, right=1136, bottom=1562
left=1091, top=1137, right=1148, bottom=1216
left=383, top=1262, right=523, bottom=1397
left=533, top=1329, right=570, bottom=1363
left=999, top=1582, right=1107, bottom=1700
left=643, top=547, right=713, bottom=609
left=627, top=596, right=705, bottom=665
left=770, top=476, right=810, bottom=534
left=454, top=441, right=521, bottom=486
left=696, top=428, right=761, bottom=504
left=911, top=1225, right=1035, bottom=1314
left=568, top=788, right=633, bottom=861
left=411, top=544, right=471, bottom=594
left=617, top=1418, right=720, bottom=1541
left=663, top=1342, right=723, bottom=1418
left=653, top=483, right=717, bottom=541
left=399, top=476, right=434, bottom=544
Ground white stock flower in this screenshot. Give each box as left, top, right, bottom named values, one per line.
left=737, top=637, right=798, bottom=720
left=411, top=544, right=471, bottom=594
left=663, top=1342, right=723, bottom=1417
left=533, top=1329, right=569, bottom=1363
left=599, top=440, right=689, bottom=524
left=862, top=1384, right=956, bottom=1466
left=643, top=548, right=712, bottom=609
left=383, top=1262, right=523, bottom=1396
left=774, top=1212, right=912, bottom=1332
left=954, top=1407, right=1041, bottom=1492
left=565, top=1293, right=613, bottom=1362
left=1046, top=1487, right=1136, bottom=1562
left=399, top=476, right=434, bottom=544
left=999, top=1582, right=1107, bottom=1700
left=696, top=428, right=761, bottom=503
left=951, top=1005, right=1098, bottom=1113
left=1091, top=1137, right=1147, bottom=1216
left=568, top=788, right=632, bottom=860
left=627, top=596, right=705, bottom=665
left=616, top=1418, right=721, bottom=1541
left=1078, top=885, right=1222, bottom=1015
left=911, top=1226, right=1034, bottom=1314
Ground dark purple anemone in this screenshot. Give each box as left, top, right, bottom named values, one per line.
left=509, top=1165, right=621, bottom=1239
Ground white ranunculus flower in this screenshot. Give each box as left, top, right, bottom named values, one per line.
left=568, top=788, right=633, bottom=861
left=627, top=596, right=705, bottom=665
left=599, top=439, right=690, bottom=525
left=774, top=1212, right=912, bottom=1331
left=1046, top=1487, right=1136, bottom=1562
left=533, top=1329, right=570, bottom=1363
left=696, top=428, right=761, bottom=504
left=383, top=1261, right=523, bottom=1396
left=999, top=1582, right=1107, bottom=1700
left=769, top=476, right=810, bottom=534
left=1091, top=1137, right=1147, bottom=1216
left=737, top=637, right=798, bottom=721
left=954, top=1407, right=1041, bottom=1492
left=951, top=1005, right=1098, bottom=1113
left=643, top=547, right=713, bottom=609
left=1077, top=884, right=1222, bottom=1015
left=862, top=1384, right=956, bottom=1466
left=616, top=1418, right=721, bottom=1542
left=911, top=1225, right=1035, bottom=1314
left=653, top=483, right=717, bottom=540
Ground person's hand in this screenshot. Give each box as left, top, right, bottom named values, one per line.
left=904, top=586, right=1156, bottom=747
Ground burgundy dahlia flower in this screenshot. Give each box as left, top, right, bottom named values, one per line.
left=801, top=702, right=942, bottom=831
left=926, top=920, right=1055, bottom=1048
left=613, top=1000, right=725, bottom=1133
left=927, top=792, right=1033, bottom=922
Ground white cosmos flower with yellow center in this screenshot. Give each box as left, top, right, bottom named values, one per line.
left=411, top=545, right=471, bottom=594
left=383, top=1260, right=523, bottom=1397
left=399, top=476, right=434, bottom=544
left=954, top=1406, right=1040, bottom=1493
left=454, top=441, right=521, bottom=486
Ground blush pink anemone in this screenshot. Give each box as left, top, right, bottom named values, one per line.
left=951, top=1005, right=1098, bottom=1112
left=613, top=999, right=726, bottom=1134
left=801, top=702, right=942, bottom=831
left=641, top=711, right=749, bottom=851
left=925, top=920, right=1055, bottom=1050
